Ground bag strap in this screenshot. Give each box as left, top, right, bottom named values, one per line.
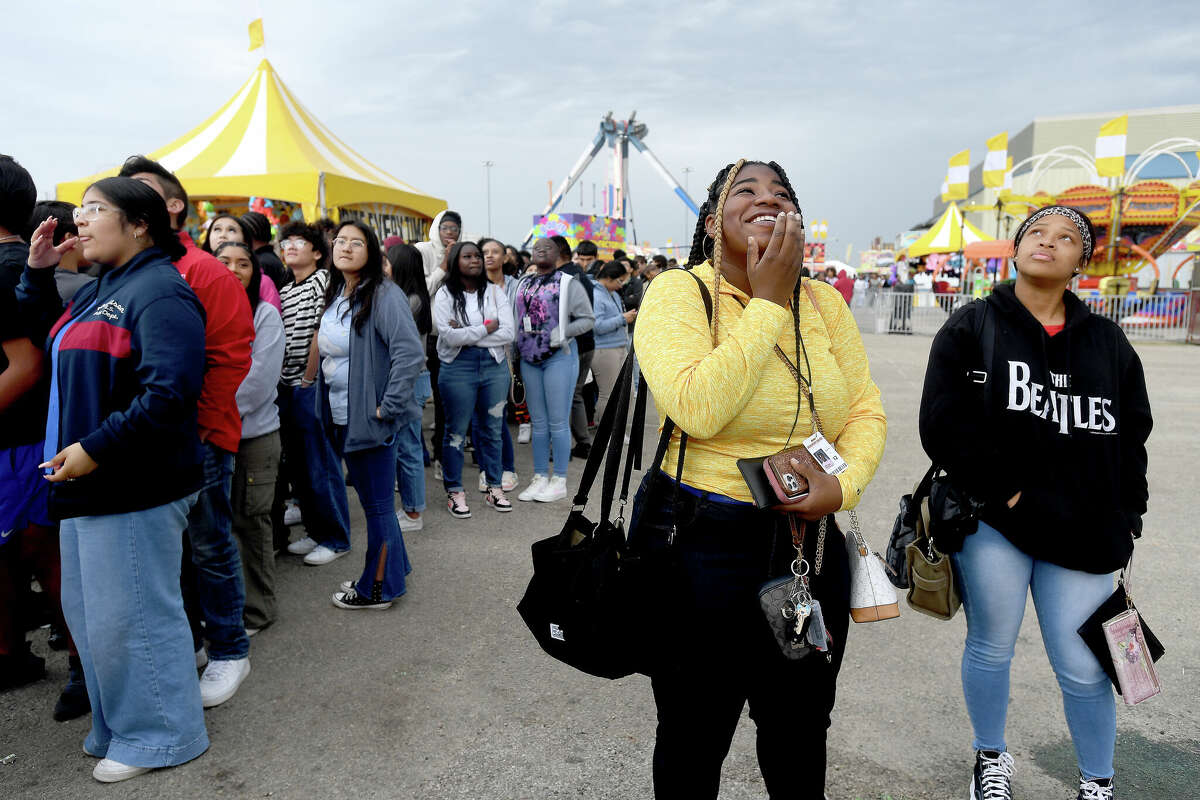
left=568, top=267, right=713, bottom=529
left=598, top=351, right=636, bottom=522
left=570, top=348, right=636, bottom=510
left=969, top=299, right=996, bottom=406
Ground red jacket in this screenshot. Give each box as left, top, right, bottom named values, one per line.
left=175, top=232, right=254, bottom=454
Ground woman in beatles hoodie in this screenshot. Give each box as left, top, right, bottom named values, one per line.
left=920, top=206, right=1151, bottom=800
left=21, top=178, right=209, bottom=783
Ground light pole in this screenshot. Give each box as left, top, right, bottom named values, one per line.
left=682, top=166, right=694, bottom=259
left=483, top=160, right=495, bottom=236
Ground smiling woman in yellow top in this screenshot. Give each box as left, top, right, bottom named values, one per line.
left=630, top=159, right=886, bottom=799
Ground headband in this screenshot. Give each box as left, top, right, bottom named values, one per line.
left=1014, top=206, right=1094, bottom=264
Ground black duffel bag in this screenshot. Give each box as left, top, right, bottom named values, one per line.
left=517, top=268, right=710, bottom=679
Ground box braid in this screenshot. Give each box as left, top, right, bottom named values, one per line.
left=684, top=159, right=811, bottom=444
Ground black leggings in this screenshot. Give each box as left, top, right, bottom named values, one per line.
left=630, top=471, right=852, bottom=799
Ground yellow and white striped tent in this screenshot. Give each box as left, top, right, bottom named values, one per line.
left=907, top=202, right=992, bottom=257
left=57, top=59, right=444, bottom=224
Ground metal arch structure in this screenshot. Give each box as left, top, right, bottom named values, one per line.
left=1125, top=137, right=1200, bottom=184
left=522, top=111, right=699, bottom=247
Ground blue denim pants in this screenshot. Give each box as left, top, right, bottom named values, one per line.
left=521, top=340, right=578, bottom=477
left=59, top=497, right=209, bottom=768
left=277, top=383, right=351, bottom=551
left=183, top=443, right=249, bottom=661
left=395, top=371, right=431, bottom=513
left=332, top=427, right=412, bottom=602
left=437, top=347, right=510, bottom=492
left=952, top=521, right=1117, bottom=780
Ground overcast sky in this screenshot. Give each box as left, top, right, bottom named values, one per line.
left=5, top=1, right=1199, bottom=259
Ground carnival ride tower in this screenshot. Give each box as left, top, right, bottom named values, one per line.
left=523, top=111, right=698, bottom=247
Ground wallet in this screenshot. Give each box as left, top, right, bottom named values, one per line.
left=737, top=457, right=779, bottom=509
left=1077, top=582, right=1164, bottom=699
left=738, top=446, right=821, bottom=508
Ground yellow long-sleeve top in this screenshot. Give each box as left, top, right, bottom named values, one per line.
left=633, top=261, right=887, bottom=510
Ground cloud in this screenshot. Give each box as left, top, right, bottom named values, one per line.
left=4, top=0, right=1198, bottom=255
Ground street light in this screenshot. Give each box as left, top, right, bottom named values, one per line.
left=483, top=160, right=495, bottom=236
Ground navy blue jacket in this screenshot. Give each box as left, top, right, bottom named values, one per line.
left=19, top=248, right=207, bottom=519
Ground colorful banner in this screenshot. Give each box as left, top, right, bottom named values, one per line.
left=530, top=212, right=626, bottom=258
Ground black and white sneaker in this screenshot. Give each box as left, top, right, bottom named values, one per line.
left=331, top=585, right=392, bottom=610
left=1077, top=773, right=1113, bottom=800
left=970, top=750, right=1014, bottom=800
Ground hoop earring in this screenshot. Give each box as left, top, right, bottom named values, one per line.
left=702, top=234, right=715, bottom=262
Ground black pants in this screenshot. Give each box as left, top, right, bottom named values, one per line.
left=629, top=472, right=851, bottom=799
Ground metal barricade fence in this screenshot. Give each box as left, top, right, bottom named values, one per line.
left=851, top=291, right=1192, bottom=342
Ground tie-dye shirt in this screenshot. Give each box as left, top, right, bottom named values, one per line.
left=515, top=272, right=561, bottom=364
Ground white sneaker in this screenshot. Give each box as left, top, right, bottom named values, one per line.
left=93, top=758, right=151, bottom=783
left=304, top=545, right=349, bottom=566
left=199, top=657, right=250, bottom=708
left=518, top=474, right=548, bottom=502
left=501, top=471, right=519, bottom=492
left=478, top=471, right=488, bottom=492
left=282, top=503, right=302, bottom=526
left=287, top=536, right=317, bottom=555
left=517, top=423, right=532, bottom=443
left=533, top=476, right=568, bottom=503
left=396, top=510, right=423, bottom=531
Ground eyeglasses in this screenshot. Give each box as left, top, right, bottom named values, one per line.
left=333, top=237, right=366, bottom=250
left=439, top=223, right=461, bottom=233
left=280, top=238, right=311, bottom=250
left=72, top=202, right=111, bottom=223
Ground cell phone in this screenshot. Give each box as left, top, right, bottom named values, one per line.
left=763, top=446, right=822, bottom=504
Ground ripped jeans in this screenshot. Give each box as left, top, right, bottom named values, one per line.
left=437, top=346, right=511, bottom=493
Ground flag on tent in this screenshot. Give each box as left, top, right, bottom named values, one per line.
left=1002, top=156, right=1013, bottom=193
left=983, top=132, right=1008, bottom=188
left=947, top=149, right=970, bottom=199
left=940, top=174, right=950, bottom=203
left=1095, top=115, right=1127, bottom=177
left=248, top=18, right=264, bottom=51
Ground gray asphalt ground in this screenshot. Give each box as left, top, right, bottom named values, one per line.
left=2, top=332, right=1198, bottom=799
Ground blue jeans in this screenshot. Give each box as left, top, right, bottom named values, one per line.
left=952, top=521, right=1116, bottom=780
left=498, top=406, right=515, bottom=473
left=438, top=347, right=510, bottom=492
left=184, top=443, right=248, bottom=661
left=521, top=340, right=578, bottom=477
left=277, top=383, right=351, bottom=551
left=332, top=427, right=412, bottom=601
left=396, top=371, right=431, bottom=513
left=59, top=497, right=209, bottom=768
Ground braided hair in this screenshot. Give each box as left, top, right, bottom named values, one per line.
left=686, top=159, right=811, bottom=445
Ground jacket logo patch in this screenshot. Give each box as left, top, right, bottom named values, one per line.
left=1006, top=360, right=1115, bottom=435
left=93, top=300, right=126, bottom=321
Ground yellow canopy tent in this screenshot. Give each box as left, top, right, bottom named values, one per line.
left=57, top=59, right=444, bottom=229
left=908, top=202, right=993, bottom=257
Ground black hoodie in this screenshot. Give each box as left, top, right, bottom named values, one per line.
left=919, top=283, right=1152, bottom=574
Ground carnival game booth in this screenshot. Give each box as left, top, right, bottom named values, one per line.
left=58, top=59, right=445, bottom=242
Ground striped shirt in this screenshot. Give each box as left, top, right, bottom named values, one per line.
left=279, top=268, right=330, bottom=386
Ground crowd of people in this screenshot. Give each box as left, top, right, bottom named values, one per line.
left=0, top=152, right=1151, bottom=800
left=0, top=152, right=661, bottom=783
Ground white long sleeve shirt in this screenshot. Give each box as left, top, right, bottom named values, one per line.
left=432, top=282, right=515, bottom=364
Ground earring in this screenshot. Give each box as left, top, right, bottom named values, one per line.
left=702, top=234, right=715, bottom=261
